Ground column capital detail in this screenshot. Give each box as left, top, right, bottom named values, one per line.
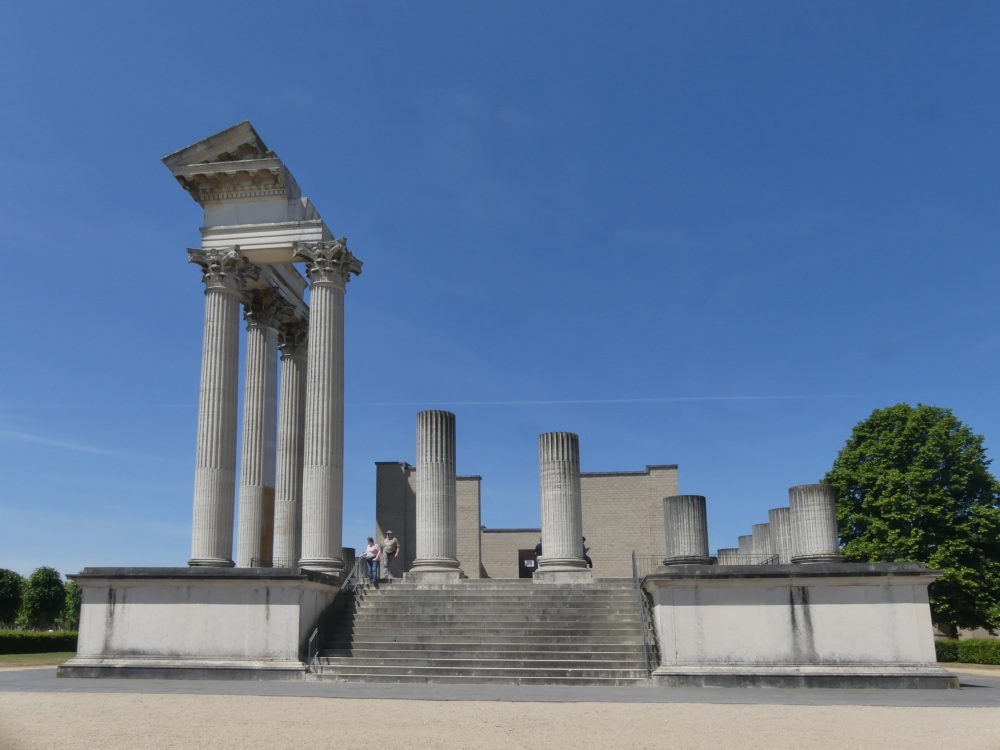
left=294, top=239, right=363, bottom=287
left=188, top=247, right=258, bottom=294
left=278, top=320, right=309, bottom=359
left=243, top=288, right=289, bottom=330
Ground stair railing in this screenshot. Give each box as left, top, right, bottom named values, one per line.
left=307, top=556, right=366, bottom=672
left=631, top=550, right=660, bottom=677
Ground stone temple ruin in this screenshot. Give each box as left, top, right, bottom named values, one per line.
left=59, top=123, right=955, bottom=688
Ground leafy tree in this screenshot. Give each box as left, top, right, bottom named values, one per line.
left=59, top=581, right=82, bottom=631
left=824, top=403, right=1000, bottom=635
left=0, top=569, right=24, bottom=626
left=17, top=567, right=66, bottom=630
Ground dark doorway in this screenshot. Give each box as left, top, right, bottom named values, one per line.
left=518, top=549, right=538, bottom=578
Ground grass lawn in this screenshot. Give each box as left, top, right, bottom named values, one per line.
left=0, top=652, right=75, bottom=668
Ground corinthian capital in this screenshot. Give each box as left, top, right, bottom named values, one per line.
left=188, top=247, right=259, bottom=293
left=294, top=239, right=363, bottom=287
left=243, top=288, right=289, bottom=330
left=278, top=320, right=309, bottom=359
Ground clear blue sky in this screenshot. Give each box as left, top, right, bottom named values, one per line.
left=2, top=2, right=999, bottom=577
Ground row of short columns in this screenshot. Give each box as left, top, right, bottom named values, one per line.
left=662, top=484, right=843, bottom=566
left=187, top=241, right=360, bottom=572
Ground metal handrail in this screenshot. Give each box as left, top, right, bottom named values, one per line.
left=306, top=556, right=366, bottom=672
left=632, top=550, right=659, bottom=677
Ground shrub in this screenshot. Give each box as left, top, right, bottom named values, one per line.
left=0, top=631, right=77, bottom=655
left=957, top=638, right=1000, bottom=666
left=935, top=639, right=959, bottom=662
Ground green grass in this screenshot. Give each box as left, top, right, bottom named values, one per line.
left=0, top=652, right=75, bottom=668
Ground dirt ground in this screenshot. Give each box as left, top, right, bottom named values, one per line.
left=1, top=692, right=999, bottom=750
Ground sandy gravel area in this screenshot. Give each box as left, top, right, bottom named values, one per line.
left=1, top=692, right=999, bottom=750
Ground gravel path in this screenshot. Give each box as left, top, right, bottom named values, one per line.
left=1, top=691, right=999, bottom=750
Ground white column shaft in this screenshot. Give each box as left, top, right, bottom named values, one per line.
left=663, top=495, right=712, bottom=564
left=768, top=507, right=793, bottom=564
left=236, top=309, right=279, bottom=567
left=538, top=432, right=588, bottom=573
left=411, top=410, right=461, bottom=575
left=789, top=484, right=844, bottom=563
left=273, top=326, right=307, bottom=568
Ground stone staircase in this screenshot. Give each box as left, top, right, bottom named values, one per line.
left=311, top=579, right=651, bottom=685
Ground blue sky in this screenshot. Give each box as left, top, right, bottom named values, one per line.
left=2, top=2, right=999, bottom=577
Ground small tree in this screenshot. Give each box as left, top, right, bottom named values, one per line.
left=59, top=581, right=83, bottom=630
left=18, top=567, right=66, bottom=630
left=824, top=403, right=1000, bottom=635
left=0, top=569, right=24, bottom=627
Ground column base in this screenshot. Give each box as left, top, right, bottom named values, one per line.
left=662, top=555, right=714, bottom=566
left=188, top=557, right=235, bottom=568
left=297, top=557, right=345, bottom=575
left=407, top=558, right=464, bottom=583
left=534, top=557, right=593, bottom=583
left=791, top=553, right=845, bottom=564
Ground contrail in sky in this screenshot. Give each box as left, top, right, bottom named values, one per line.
left=350, top=395, right=857, bottom=406
left=0, top=429, right=125, bottom=457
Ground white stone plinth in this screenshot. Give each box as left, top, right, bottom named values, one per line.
left=645, top=563, right=956, bottom=688
left=60, top=568, right=340, bottom=679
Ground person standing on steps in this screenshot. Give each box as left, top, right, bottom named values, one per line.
left=361, top=537, right=381, bottom=583
left=381, top=530, right=401, bottom=581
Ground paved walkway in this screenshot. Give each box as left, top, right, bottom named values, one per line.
left=2, top=666, right=999, bottom=707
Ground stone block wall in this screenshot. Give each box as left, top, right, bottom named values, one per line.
left=481, top=529, right=540, bottom=578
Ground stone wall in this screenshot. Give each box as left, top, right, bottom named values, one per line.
left=481, top=529, right=540, bottom=578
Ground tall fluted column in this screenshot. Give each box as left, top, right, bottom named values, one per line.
left=409, top=410, right=463, bottom=581
left=536, top=432, right=591, bottom=582
left=187, top=247, right=255, bottom=567
left=737, top=534, right=755, bottom=563
left=236, top=290, right=284, bottom=567
left=789, top=484, right=844, bottom=563
left=751, top=523, right=774, bottom=564
left=294, top=240, right=362, bottom=573
left=768, top=507, right=793, bottom=564
left=662, top=495, right=713, bottom=565
left=272, top=321, right=308, bottom=568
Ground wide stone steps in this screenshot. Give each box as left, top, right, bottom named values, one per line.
left=312, top=579, right=651, bottom=685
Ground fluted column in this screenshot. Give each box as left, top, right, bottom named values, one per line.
left=272, top=321, right=308, bottom=568
left=236, top=290, right=285, bottom=567
left=751, top=523, right=774, bottom=564
left=737, top=534, right=755, bottom=564
left=187, top=247, right=256, bottom=567
left=768, top=507, right=793, bottom=564
left=789, top=484, right=844, bottom=563
left=716, top=548, right=740, bottom=565
left=662, top=495, right=713, bottom=565
left=409, top=410, right=463, bottom=580
left=536, top=432, right=591, bottom=581
left=295, top=240, right=362, bottom=573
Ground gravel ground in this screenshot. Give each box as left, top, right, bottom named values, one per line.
left=1, top=691, right=999, bottom=750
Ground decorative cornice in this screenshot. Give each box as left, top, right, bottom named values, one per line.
left=242, top=289, right=289, bottom=330
left=176, top=165, right=286, bottom=204
left=278, top=320, right=309, bottom=359
left=187, top=247, right=258, bottom=293
left=294, top=239, right=363, bottom=287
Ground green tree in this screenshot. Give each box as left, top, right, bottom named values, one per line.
left=824, top=403, right=1000, bottom=635
left=0, top=569, right=24, bottom=626
left=18, top=567, right=66, bottom=629
left=59, top=581, right=82, bottom=630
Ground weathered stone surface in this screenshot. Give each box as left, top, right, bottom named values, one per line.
left=768, top=507, right=793, bottom=564
left=536, top=433, right=591, bottom=582
left=409, top=411, right=463, bottom=581
left=662, top=495, right=712, bottom=565
left=272, top=322, right=308, bottom=567
left=789, top=484, right=844, bottom=563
